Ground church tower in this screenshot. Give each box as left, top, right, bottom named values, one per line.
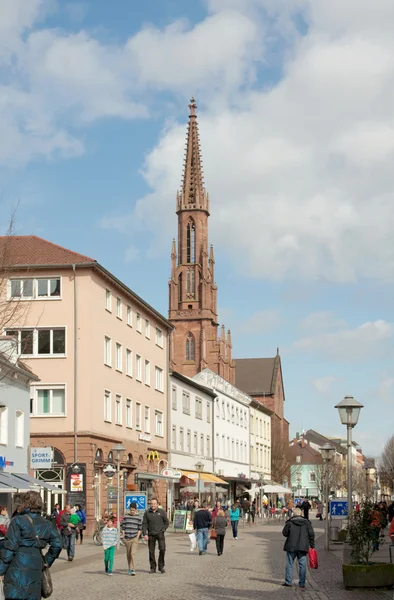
left=168, top=98, right=235, bottom=384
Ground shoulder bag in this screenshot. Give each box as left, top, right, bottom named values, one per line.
left=25, top=515, right=53, bottom=598
left=210, top=518, right=217, bottom=539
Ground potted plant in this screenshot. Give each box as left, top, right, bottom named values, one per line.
left=343, top=500, right=394, bottom=589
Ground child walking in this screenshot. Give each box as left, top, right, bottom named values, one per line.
left=102, top=518, right=118, bottom=575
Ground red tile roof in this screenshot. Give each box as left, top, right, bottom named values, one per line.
left=0, top=236, right=95, bottom=267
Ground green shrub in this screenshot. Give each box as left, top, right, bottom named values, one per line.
left=346, top=500, right=384, bottom=565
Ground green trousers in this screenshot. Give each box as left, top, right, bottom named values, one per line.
left=104, top=546, right=115, bottom=573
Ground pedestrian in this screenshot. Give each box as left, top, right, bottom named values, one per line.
left=0, top=491, right=62, bottom=600
left=74, top=504, right=86, bottom=544
left=102, top=517, right=118, bottom=576
left=121, top=502, right=142, bottom=575
left=300, top=498, right=311, bottom=520
left=213, top=509, right=227, bottom=556
left=0, top=506, right=10, bottom=550
left=142, top=498, right=169, bottom=574
left=316, top=501, right=323, bottom=521
left=211, top=500, right=224, bottom=521
left=193, top=502, right=212, bottom=555
left=389, top=516, right=394, bottom=542
left=229, top=503, right=240, bottom=539
left=51, top=503, right=60, bottom=529
left=388, top=500, right=394, bottom=523
left=251, top=499, right=256, bottom=524
left=59, top=504, right=77, bottom=561
left=282, top=506, right=315, bottom=589
left=242, top=497, right=251, bottom=524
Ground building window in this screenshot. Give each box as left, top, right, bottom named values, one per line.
left=104, top=336, right=112, bottom=366
left=6, top=328, right=65, bottom=357
left=127, top=306, right=132, bottom=326
left=296, top=455, right=301, bottom=464
left=309, top=471, right=316, bottom=482
left=171, top=386, right=177, bottom=410
left=104, top=391, right=111, bottom=422
left=186, top=269, right=195, bottom=296
left=115, top=395, right=122, bottom=425
left=207, top=401, right=211, bottom=423
left=179, top=428, right=184, bottom=452
left=178, top=273, right=182, bottom=302
left=155, top=366, right=164, bottom=392
left=155, top=410, right=163, bottom=437
left=194, top=432, right=198, bottom=454
left=136, top=313, right=141, bottom=333
left=116, top=298, right=122, bottom=319
left=32, top=387, right=65, bottom=417
left=155, top=327, right=163, bottom=347
left=126, top=399, right=132, bottom=428
left=144, top=360, right=151, bottom=386
left=195, top=397, right=202, bottom=419
left=115, top=343, right=122, bottom=371
left=236, top=408, right=239, bottom=426
left=171, top=426, right=176, bottom=450
left=200, top=434, right=204, bottom=456
left=186, top=333, right=195, bottom=361
left=136, top=355, right=142, bottom=381
left=182, top=391, right=190, bottom=414
left=135, top=403, right=141, bottom=430
left=145, top=319, right=150, bottom=339
left=206, top=435, right=210, bottom=457
left=186, top=221, right=195, bottom=263
left=15, top=410, right=24, bottom=447
left=187, top=430, right=191, bottom=453
left=0, top=407, right=8, bottom=444
left=227, top=403, right=230, bottom=422
left=126, top=349, right=132, bottom=376
left=105, top=289, right=112, bottom=311
left=144, top=406, right=150, bottom=433
left=9, top=277, right=61, bottom=300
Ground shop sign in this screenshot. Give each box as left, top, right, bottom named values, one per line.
left=0, top=457, right=14, bottom=468
left=103, top=464, right=117, bottom=478
left=107, top=486, right=118, bottom=502
left=70, top=473, right=83, bottom=492
left=30, top=447, right=52, bottom=469
left=161, top=468, right=181, bottom=478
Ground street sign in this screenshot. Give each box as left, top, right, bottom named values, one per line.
left=124, top=492, right=147, bottom=512
left=330, top=499, right=348, bottom=518
left=103, top=464, right=116, bottom=478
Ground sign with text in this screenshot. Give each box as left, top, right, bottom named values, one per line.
left=124, top=492, right=147, bottom=511
left=173, top=510, right=187, bottom=531
left=30, top=447, right=52, bottom=469
left=67, top=463, right=86, bottom=508
left=330, top=499, right=348, bottom=519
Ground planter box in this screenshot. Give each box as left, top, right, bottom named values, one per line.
left=343, top=563, right=394, bottom=589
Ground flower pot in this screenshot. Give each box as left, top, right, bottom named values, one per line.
left=343, top=563, right=394, bottom=589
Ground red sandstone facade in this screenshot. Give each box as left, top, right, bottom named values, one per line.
left=168, top=98, right=235, bottom=384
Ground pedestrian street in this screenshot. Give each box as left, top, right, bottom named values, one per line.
left=49, top=521, right=393, bottom=600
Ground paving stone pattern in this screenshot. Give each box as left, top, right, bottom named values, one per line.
left=50, top=522, right=393, bottom=600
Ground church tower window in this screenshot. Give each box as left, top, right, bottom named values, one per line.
left=186, top=269, right=195, bottom=296
left=186, top=333, right=195, bottom=361
left=186, top=221, right=195, bottom=263
left=178, top=273, right=182, bottom=303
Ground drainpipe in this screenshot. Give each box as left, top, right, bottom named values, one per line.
left=73, top=264, right=78, bottom=463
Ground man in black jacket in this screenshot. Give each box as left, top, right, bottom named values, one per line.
left=193, top=503, right=212, bottom=555
left=142, top=498, right=169, bottom=574
left=282, top=507, right=315, bottom=589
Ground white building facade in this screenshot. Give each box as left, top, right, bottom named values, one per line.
left=193, top=369, right=251, bottom=502
left=250, top=400, right=272, bottom=494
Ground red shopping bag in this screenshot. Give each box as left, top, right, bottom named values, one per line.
left=308, top=548, right=318, bottom=569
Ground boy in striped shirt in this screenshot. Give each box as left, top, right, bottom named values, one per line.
left=102, top=518, right=118, bottom=575
left=121, top=502, right=142, bottom=575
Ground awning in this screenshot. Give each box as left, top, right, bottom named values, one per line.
left=263, top=485, right=292, bottom=494
left=180, top=471, right=228, bottom=485
left=13, top=473, right=66, bottom=494
left=0, top=472, right=31, bottom=492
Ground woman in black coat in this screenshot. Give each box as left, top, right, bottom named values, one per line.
left=0, top=491, right=62, bottom=600
left=213, top=510, right=227, bottom=556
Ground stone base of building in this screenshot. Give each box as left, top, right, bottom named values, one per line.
left=30, top=432, right=168, bottom=534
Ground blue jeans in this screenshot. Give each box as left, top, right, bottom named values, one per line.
left=285, top=551, right=307, bottom=587
left=196, top=528, right=209, bottom=552
left=63, top=531, right=76, bottom=558
left=231, top=520, right=238, bottom=538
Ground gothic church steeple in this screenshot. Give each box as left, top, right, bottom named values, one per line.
left=169, top=99, right=235, bottom=384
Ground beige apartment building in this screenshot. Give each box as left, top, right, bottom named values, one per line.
left=0, top=236, right=172, bottom=526
left=249, top=401, right=272, bottom=498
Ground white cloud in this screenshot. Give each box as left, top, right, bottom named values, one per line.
left=312, top=375, right=337, bottom=394
left=239, top=308, right=281, bottom=333
left=299, top=311, right=347, bottom=332
left=378, top=377, right=394, bottom=403
left=294, top=319, right=394, bottom=361
left=124, top=245, right=140, bottom=263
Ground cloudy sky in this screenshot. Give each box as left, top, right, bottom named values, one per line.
left=1, top=0, right=393, bottom=456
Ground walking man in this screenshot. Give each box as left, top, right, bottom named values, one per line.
left=193, top=502, right=212, bottom=555
left=282, top=506, right=315, bottom=589
left=122, top=502, right=142, bottom=575
left=59, top=504, right=77, bottom=561
left=300, top=498, right=311, bottom=520
left=142, top=498, right=169, bottom=574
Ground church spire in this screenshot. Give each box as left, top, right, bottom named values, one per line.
left=177, top=98, right=209, bottom=214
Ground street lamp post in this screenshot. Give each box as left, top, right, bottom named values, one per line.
left=320, top=442, right=335, bottom=551
left=335, top=396, right=363, bottom=523
left=364, top=466, right=370, bottom=500
left=111, top=442, right=126, bottom=549
left=195, top=461, right=204, bottom=506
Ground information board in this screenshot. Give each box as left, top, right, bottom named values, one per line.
left=124, top=492, right=147, bottom=512
left=173, top=510, right=187, bottom=531
left=330, top=499, right=348, bottom=519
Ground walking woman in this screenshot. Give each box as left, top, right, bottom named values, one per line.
left=0, top=491, right=62, bottom=600
left=214, top=510, right=227, bottom=556
left=75, top=504, right=86, bottom=544
left=230, top=503, right=240, bottom=539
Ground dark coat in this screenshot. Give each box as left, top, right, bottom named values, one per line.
left=282, top=516, right=315, bottom=553
left=213, top=516, right=227, bottom=536
left=0, top=510, right=62, bottom=600
left=193, top=509, right=212, bottom=530
left=141, top=508, right=169, bottom=537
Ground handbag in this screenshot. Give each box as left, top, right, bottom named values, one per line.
left=210, top=518, right=217, bottom=539
left=25, top=515, right=53, bottom=598
left=308, top=548, right=318, bottom=569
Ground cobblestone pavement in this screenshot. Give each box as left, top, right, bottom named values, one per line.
left=50, top=522, right=393, bottom=600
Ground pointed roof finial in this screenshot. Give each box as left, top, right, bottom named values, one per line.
left=189, top=97, right=197, bottom=116
left=171, top=238, right=176, bottom=257
left=277, top=346, right=280, bottom=356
